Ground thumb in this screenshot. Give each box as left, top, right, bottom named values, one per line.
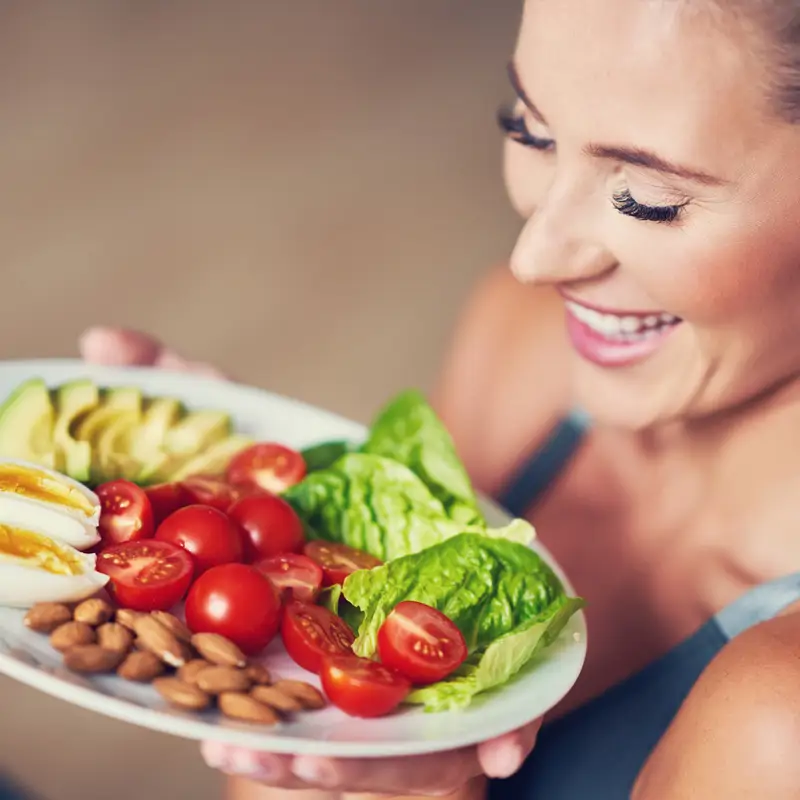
left=477, top=718, right=542, bottom=779
left=79, top=327, right=164, bottom=366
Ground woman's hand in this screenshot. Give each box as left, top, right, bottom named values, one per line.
left=79, top=325, right=542, bottom=796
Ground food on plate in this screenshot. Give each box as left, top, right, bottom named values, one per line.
left=227, top=493, right=305, bottom=562
left=254, top=553, right=323, bottom=603
left=320, top=654, right=412, bottom=718
left=280, top=601, right=356, bottom=674
left=184, top=563, right=281, bottom=655
left=154, top=504, right=244, bottom=575
left=144, top=483, right=190, bottom=527
left=96, top=479, right=155, bottom=546
left=96, top=539, right=194, bottom=612
left=376, top=601, right=468, bottom=685
left=226, top=442, right=307, bottom=494
left=0, top=378, right=252, bottom=486
left=178, top=475, right=241, bottom=512
left=303, top=540, right=382, bottom=587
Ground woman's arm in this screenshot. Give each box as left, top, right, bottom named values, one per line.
left=633, top=610, right=800, bottom=799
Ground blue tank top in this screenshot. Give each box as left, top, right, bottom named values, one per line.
left=489, top=412, right=800, bottom=800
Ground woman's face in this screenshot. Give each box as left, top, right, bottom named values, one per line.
left=504, top=0, right=800, bottom=428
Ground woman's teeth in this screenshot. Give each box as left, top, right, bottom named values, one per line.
left=565, top=301, right=680, bottom=341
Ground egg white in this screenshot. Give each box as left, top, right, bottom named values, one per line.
left=0, top=544, right=108, bottom=608
left=0, top=459, right=100, bottom=550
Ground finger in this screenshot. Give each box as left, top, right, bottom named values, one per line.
left=477, top=719, right=542, bottom=779
left=79, top=327, right=163, bottom=366
left=290, top=747, right=483, bottom=796
left=201, top=741, right=309, bottom=790
left=155, top=349, right=229, bottom=380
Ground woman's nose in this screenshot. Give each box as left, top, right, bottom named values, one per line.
left=510, top=177, right=614, bottom=285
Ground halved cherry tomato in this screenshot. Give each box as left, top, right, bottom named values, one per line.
left=145, top=482, right=190, bottom=527
left=254, top=553, right=323, bottom=603
left=377, top=601, right=468, bottom=685
left=180, top=475, right=239, bottom=513
left=227, top=494, right=305, bottom=562
left=96, top=539, right=194, bottom=611
left=184, top=563, right=281, bottom=655
left=155, top=504, right=244, bottom=576
left=281, top=601, right=355, bottom=674
left=226, top=443, right=306, bottom=494
left=320, top=654, right=411, bottom=718
left=303, top=541, right=382, bottom=586
left=96, top=480, right=155, bottom=547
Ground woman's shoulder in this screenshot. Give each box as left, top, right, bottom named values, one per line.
left=433, top=265, right=573, bottom=494
left=634, top=609, right=800, bottom=799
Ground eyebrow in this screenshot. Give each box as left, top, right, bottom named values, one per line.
left=506, top=60, right=727, bottom=187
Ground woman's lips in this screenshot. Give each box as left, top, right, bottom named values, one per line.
left=563, top=299, right=682, bottom=368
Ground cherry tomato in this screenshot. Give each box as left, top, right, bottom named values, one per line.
left=320, top=654, right=411, bottom=718
left=96, top=540, right=194, bottom=611
left=254, top=553, right=323, bottom=603
left=377, top=601, right=468, bottom=685
left=184, top=563, right=281, bottom=655
left=226, top=442, right=306, bottom=494
left=227, top=494, right=305, bottom=562
left=96, top=480, right=155, bottom=546
left=145, top=483, right=190, bottom=527
left=303, top=541, right=382, bottom=586
left=180, top=475, right=239, bottom=512
left=281, top=601, right=355, bottom=674
left=155, top=504, right=244, bottom=576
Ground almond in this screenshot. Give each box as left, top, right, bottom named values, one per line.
left=150, top=611, right=193, bottom=643
left=153, top=677, right=211, bottom=711
left=115, top=608, right=144, bottom=631
left=64, top=645, right=124, bottom=673
left=24, top=603, right=73, bottom=633
left=191, top=633, right=246, bottom=668
left=218, top=692, right=280, bottom=725
left=244, top=663, right=272, bottom=686
left=50, top=621, right=96, bottom=652
left=272, top=680, right=326, bottom=710
left=117, top=651, right=165, bottom=682
left=177, top=659, right=211, bottom=685
left=134, top=615, right=187, bottom=667
left=73, top=598, right=114, bottom=627
left=196, top=666, right=252, bottom=695
left=249, top=685, right=302, bottom=713
left=97, top=623, right=134, bottom=654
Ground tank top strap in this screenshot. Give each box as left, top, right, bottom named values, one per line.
left=715, top=572, right=800, bottom=640
left=497, top=409, right=591, bottom=517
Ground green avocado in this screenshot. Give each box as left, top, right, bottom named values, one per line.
left=0, top=378, right=56, bottom=468
left=167, top=434, right=252, bottom=482
left=53, top=380, right=99, bottom=482
left=128, top=397, right=184, bottom=482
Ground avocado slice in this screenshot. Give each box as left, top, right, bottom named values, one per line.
left=166, top=434, right=253, bottom=482
left=129, top=397, right=184, bottom=483
left=74, top=387, right=142, bottom=483
left=138, top=409, right=231, bottom=484
left=0, top=378, right=56, bottom=469
left=53, top=380, right=99, bottom=482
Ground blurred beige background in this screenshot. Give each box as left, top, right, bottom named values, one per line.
left=0, top=2, right=522, bottom=798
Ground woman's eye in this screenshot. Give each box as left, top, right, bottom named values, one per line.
left=497, top=108, right=555, bottom=152
left=611, top=188, right=686, bottom=224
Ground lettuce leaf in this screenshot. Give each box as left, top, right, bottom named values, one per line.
left=362, top=389, right=484, bottom=527
left=342, top=533, right=567, bottom=657
left=300, top=440, right=356, bottom=473
left=283, top=453, right=533, bottom=561
left=407, top=596, right=585, bottom=712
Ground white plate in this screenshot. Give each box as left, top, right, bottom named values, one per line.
left=0, top=359, right=587, bottom=758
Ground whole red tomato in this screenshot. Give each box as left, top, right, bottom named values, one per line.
left=227, top=493, right=305, bottom=562
left=184, top=563, right=281, bottom=655
left=155, top=504, right=244, bottom=576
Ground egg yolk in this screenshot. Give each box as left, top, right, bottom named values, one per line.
left=0, top=525, right=83, bottom=575
left=0, top=463, right=94, bottom=516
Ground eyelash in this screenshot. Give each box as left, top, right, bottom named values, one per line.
left=497, top=109, right=554, bottom=152
left=498, top=108, right=687, bottom=225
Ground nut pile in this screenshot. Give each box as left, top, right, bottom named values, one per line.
left=24, top=600, right=325, bottom=725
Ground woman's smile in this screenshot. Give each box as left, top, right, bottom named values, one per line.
left=562, top=294, right=682, bottom=367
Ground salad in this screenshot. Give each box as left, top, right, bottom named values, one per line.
left=0, top=380, right=584, bottom=719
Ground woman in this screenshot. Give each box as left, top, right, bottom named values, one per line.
left=79, top=0, right=800, bottom=798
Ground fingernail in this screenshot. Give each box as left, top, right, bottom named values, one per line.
left=485, top=743, right=524, bottom=779
left=201, top=740, right=229, bottom=771
left=229, top=749, right=279, bottom=780
left=291, top=757, right=340, bottom=788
